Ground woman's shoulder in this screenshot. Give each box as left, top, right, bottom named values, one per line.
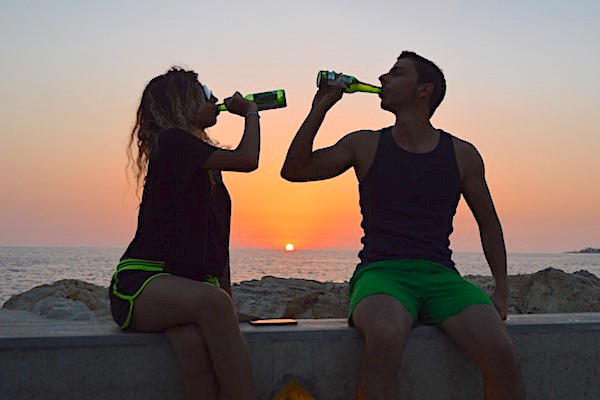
left=155, top=128, right=218, bottom=164
left=157, top=128, right=213, bottom=148
left=157, top=127, right=193, bottom=143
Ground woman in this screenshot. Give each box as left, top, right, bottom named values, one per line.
left=109, top=67, right=259, bottom=399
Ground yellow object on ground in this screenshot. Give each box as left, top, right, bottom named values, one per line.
left=273, top=380, right=315, bottom=400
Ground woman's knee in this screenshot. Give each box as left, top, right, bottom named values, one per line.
left=188, top=286, right=236, bottom=323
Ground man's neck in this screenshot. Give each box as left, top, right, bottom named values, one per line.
left=392, top=112, right=438, bottom=153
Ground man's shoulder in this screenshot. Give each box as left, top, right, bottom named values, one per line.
left=445, top=132, right=484, bottom=172
left=343, top=128, right=386, bottom=144
left=445, top=131, right=478, bottom=154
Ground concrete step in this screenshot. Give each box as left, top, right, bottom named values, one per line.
left=1, top=313, right=599, bottom=399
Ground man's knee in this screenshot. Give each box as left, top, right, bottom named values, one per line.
left=353, top=296, right=413, bottom=354
left=363, top=320, right=409, bottom=351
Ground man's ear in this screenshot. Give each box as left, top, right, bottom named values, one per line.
left=418, top=82, right=433, bottom=99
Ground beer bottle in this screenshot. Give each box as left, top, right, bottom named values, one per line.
left=317, top=71, right=381, bottom=94
left=217, top=89, right=287, bottom=112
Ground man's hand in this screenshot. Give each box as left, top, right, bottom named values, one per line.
left=490, top=287, right=509, bottom=320
left=311, top=77, right=345, bottom=112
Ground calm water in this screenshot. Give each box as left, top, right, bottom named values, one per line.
left=1, top=246, right=599, bottom=305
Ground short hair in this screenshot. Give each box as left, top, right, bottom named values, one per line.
left=399, top=51, right=446, bottom=117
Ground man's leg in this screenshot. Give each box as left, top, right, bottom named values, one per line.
left=352, top=294, right=414, bottom=400
left=441, top=305, right=525, bottom=400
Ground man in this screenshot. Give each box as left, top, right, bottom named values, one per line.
left=281, top=51, right=525, bottom=399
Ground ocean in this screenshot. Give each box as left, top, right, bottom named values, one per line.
left=1, top=246, right=599, bottom=305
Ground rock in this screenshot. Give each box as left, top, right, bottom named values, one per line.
left=236, top=268, right=600, bottom=318
left=464, top=268, right=600, bottom=314
left=3, top=279, right=112, bottom=322
left=231, top=276, right=349, bottom=319
left=3, top=268, right=600, bottom=323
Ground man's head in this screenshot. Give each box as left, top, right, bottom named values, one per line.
left=379, top=51, right=446, bottom=117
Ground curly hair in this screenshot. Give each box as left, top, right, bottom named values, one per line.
left=127, top=67, right=215, bottom=188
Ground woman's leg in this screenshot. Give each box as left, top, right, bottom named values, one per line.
left=166, top=324, right=220, bottom=400
left=131, top=274, right=255, bottom=400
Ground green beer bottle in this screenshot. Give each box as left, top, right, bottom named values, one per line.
left=316, top=71, right=381, bottom=94
left=217, top=89, right=287, bottom=112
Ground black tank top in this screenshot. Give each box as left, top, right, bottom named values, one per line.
left=358, top=127, right=461, bottom=271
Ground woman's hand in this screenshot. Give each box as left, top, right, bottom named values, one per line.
left=223, top=92, right=259, bottom=117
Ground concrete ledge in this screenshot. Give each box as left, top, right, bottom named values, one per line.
left=1, top=313, right=600, bottom=399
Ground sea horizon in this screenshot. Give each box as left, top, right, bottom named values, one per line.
left=1, top=244, right=593, bottom=254
left=1, top=246, right=599, bottom=305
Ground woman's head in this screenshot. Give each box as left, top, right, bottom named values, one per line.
left=128, top=67, right=218, bottom=186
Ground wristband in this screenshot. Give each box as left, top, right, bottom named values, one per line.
left=245, top=111, right=260, bottom=118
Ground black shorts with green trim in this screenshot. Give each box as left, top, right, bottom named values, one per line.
left=108, top=258, right=220, bottom=330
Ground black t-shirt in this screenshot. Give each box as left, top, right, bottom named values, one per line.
left=122, top=128, right=231, bottom=280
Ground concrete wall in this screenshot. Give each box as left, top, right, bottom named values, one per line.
left=1, top=313, right=599, bottom=399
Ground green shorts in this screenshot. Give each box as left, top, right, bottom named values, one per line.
left=348, top=259, right=492, bottom=327
left=109, top=258, right=220, bottom=330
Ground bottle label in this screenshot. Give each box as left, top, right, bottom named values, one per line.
left=317, top=71, right=353, bottom=89
left=317, top=70, right=381, bottom=94
left=217, top=90, right=286, bottom=112
left=252, top=92, right=278, bottom=106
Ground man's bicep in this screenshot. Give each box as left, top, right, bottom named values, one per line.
left=286, top=140, right=354, bottom=181
left=461, top=150, right=498, bottom=225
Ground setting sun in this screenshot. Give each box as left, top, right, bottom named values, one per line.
left=285, top=243, right=295, bottom=252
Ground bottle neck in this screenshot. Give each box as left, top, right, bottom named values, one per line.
left=347, top=82, right=381, bottom=94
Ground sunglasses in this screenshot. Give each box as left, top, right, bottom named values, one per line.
left=202, top=84, right=213, bottom=100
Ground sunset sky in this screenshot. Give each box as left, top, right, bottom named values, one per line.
left=1, top=1, right=598, bottom=253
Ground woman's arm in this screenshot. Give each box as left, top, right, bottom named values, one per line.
left=204, top=93, right=260, bottom=172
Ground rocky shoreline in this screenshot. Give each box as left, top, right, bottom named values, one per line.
left=2, top=267, right=600, bottom=323
left=565, top=247, right=600, bottom=254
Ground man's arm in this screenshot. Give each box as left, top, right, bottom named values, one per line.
left=281, top=82, right=354, bottom=182
left=459, top=142, right=509, bottom=320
